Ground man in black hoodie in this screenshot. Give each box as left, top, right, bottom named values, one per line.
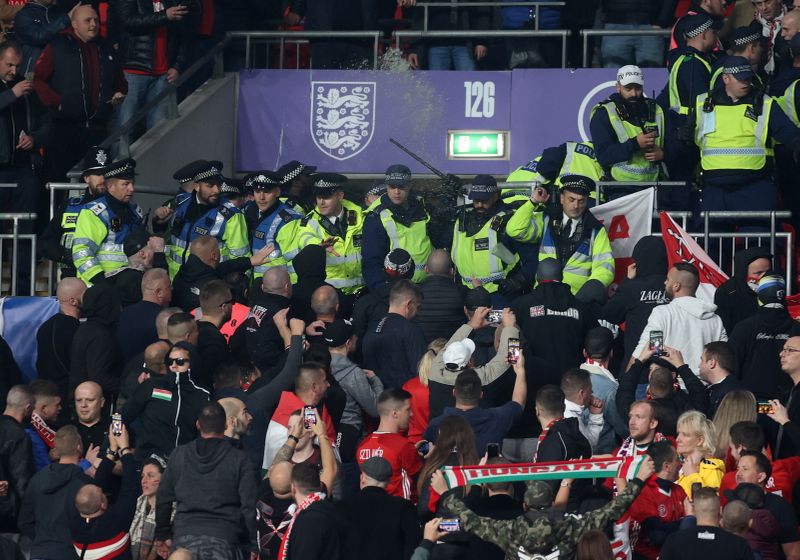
left=714, top=246, right=772, bottom=334
left=511, top=258, right=595, bottom=375
left=69, top=283, right=122, bottom=400
left=730, top=273, right=794, bottom=399
left=155, top=401, right=258, bottom=559
left=290, top=244, right=336, bottom=323
left=533, top=385, right=592, bottom=512
left=602, top=236, right=668, bottom=367
left=18, top=425, right=92, bottom=560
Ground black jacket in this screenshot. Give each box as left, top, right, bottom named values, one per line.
left=602, top=236, right=668, bottom=365
left=730, top=306, right=794, bottom=399
left=69, top=283, right=122, bottom=395
left=13, top=2, right=69, bottom=74
left=0, top=77, right=49, bottom=166
left=707, top=374, right=742, bottom=418
left=195, top=320, right=229, bottom=390
left=289, top=244, right=332, bottom=323
left=536, top=417, right=592, bottom=511
left=714, top=247, right=771, bottom=334
left=343, top=486, right=421, bottom=560
left=511, top=282, right=594, bottom=374
left=115, top=0, right=189, bottom=73
left=36, top=313, right=79, bottom=400
left=413, top=275, right=465, bottom=344
left=0, top=415, right=34, bottom=533
left=232, top=291, right=291, bottom=379
left=123, top=369, right=210, bottom=458
left=352, top=281, right=390, bottom=342
left=284, top=499, right=346, bottom=560
left=172, top=253, right=251, bottom=312
left=156, top=437, right=258, bottom=546
left=18, top=463, right=93, bottom=559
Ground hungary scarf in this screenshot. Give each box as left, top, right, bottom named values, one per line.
left=440, top=456, right=646, bottom=489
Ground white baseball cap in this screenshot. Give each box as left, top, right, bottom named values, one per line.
left=442, top=339, right=476, bottom=371
left=617, top=65, right=644, bottom=87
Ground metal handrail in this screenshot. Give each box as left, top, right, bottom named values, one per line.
left=0, top=213, right=37, bottom=295
left=395, top=29, right=571, bottom=67
left=417, top=2, right=565, bottom=31
left=581, top=28, right=671, bottom=67
left=700, top=210, right=791, bottom=262
left=227, top=31, right=384, bottom=70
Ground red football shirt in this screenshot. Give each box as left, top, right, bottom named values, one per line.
left=627, top=480, right=687, bottom=560
left=357, top=432, right=423, bottom=501
left=720, top=456, right=800, bottom=505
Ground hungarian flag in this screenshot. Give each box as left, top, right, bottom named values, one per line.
left=590, top=188, right=655, bottom=284
left=659, top=212, right=729, bottom=302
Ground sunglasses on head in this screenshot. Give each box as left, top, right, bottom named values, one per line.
left=167, top=357, right=189, bottom=366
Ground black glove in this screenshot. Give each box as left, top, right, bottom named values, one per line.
left=498, top=270, right=531, bottom=298
left=575, top=279, right=606, bottom=304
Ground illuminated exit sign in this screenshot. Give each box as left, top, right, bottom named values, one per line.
left=448, top=130, right=509, bottom=159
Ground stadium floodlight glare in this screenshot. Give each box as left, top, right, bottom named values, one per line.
left=447, top=130, right=509, bottom=160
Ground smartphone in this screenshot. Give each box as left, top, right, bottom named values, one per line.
left=439, top=519, right=460, bottom=532
left=487, top=443, right=501, bottom=459
left=507, top=338, right=521, bottom=364
left=649, top=330, right=664, bottom=357
left=303, top=406, right=317, bottom=429
left=757, top=401, right=775, bottom=415
left=418, top=440, right=430, bottom=456
left=487, top=310, right=502, bottom=324
left=111, top=413, right=123, bottom=437
left=691, top=482, right=702, bottom=500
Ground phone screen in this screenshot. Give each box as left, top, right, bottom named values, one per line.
left=303, top=406, right=317, bottom=429
left=649, top=330, right=664, bottom=357
left=757, top=401, right=774, bottom=415
left=507, top=338, right=521, bottom=364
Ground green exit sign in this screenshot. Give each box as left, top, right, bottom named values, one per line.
left=448, top=130, right=509, bottom=160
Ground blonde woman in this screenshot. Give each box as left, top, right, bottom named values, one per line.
left=676, top=410, right=725, bottom=496
left=403, top=338, right=447, bottom=443
left=712, top=390, right=757, bottom=464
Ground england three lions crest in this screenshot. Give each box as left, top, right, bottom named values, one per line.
left=310, top=82, right=375, bottom=161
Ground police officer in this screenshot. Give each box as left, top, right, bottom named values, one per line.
left=590, top=65, right=666, bottom=185
left=153, top=160, right=250, bottom=279
left=507, top=141, right=605, bottom=206
left=658, top=14, right=718, bottom=119
left=710, top=25, right=766, bottom=90
left=450, top=175, right=536, bottom=306
left=691, top=56, right=800, bottom=213
left=221, top=177, right=247, bottom=209
left=41, top=146, right=111, bottom=277
left=362, top=164, right=434, bottom=290
left=72, top=158, right=144, bottom=284
left=363, top=180, right=387, bottom=208
left=276, top=159, right=317, bottom=213
left=292, top=173, right=365, bottom=295
left=243, top=171, right=301, bottom=284
left=506, top=175, right=615, bottom=300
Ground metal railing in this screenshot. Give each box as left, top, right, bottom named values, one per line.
left=395, top=29, right=571, bottom=67
left=417, top=2, right=565, bottom=31
left=580, top=28, right=671, bottom=67
left=700, top=210, right=791, bottom=256
left=0, top=212, right=37, bottom=296
left=228, top=30, right=384, bottom=70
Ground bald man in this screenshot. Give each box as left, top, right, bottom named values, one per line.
left=117, top=268, right=172, bottom=362
left=172, top=235, right=271, bottom=312
left=633, top=262, right=727, bottom=378
left=239, top=266, right=293, bottom=377
left=36, top=278, right=87, bottom=401
left=310, top=284, right=339, bottom=326
left=782, top=8, right=800, bottom=42
left=219, top=397, right=253, bottom=441
left=415, top=249, right=466, bottom=343
left=68, top=422, right=138, bottom=557
left=0, top=385, right=34, bottom=532
left=33, top=2, right=127, bottom=184
left=73, top=381, right=108, bottom=454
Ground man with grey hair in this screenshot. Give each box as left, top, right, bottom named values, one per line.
left=116, top=268, right=173, bottom=363
left=0, top=385, right=34, bottom=534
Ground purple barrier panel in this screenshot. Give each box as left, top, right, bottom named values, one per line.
left=237, top=68, right=667, bottom=176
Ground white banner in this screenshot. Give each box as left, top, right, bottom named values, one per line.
left=590, top=188, right=655, bottom=261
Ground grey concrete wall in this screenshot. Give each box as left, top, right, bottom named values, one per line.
left=130, top=74, right=237, bottom=214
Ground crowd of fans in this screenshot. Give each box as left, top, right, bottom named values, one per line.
left=3, top=1, right=800, bottom=560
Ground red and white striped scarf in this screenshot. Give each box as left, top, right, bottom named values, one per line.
left=31, top=411, right=56, bottom=449
left=277, top=491, right=326, bottom=560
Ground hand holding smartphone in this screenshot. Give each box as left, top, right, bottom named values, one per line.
left=507, top=338, right=521, bottom=364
